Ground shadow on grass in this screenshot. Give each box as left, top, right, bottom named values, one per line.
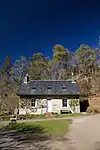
left=7, top=122, right=45, bottom=132
left=0, top=119, right=72, bottom=150
left=6, top=122, right=51, bottom=140
left=0, top=123, right=52, bottom=150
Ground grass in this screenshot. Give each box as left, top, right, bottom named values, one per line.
left=6, top=119, right=72, bottom=136
left=0, top=112, right=88, bottom=121
left=53, top=113, right=85, bottom=118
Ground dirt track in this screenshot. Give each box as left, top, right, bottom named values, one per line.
left=0, top=115, right=100, bottom=150
left=66, top=114, right=100, bottom=150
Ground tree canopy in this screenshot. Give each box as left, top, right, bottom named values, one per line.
left=0, top=44, right=100, bottom=113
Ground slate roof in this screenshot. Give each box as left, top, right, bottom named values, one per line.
left=18, top=80, right=80, bottom=96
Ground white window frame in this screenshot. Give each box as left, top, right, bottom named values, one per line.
left=47, top=85, right=52, bottom=92
left=32, top=86, right=36, bottom=91
left=62, top=85, right=67, bottom=91
left=62, top=99, right=67, bottom=107
left=31, top=99, right=36, bottom=107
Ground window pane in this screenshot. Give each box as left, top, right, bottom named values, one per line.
left=32, top=86, right=36, bottom=90
left=62, top=99, right=67, bottom=107
left=31, top=99, right=36, bottom=107
left=47, top=85, right=52, bottom=93
left=62, top=85, right=66, bottom=90
left=47, top=85, right=51, bottom=90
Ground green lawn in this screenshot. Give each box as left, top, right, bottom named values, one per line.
left=7, top=119, right=72, bottom=136
left=53, top=113, right=85, bottom=118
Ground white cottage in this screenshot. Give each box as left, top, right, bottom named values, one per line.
left=17, top=75, right=81, bottom=115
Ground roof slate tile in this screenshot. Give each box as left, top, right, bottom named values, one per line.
left=18, top=80, right=80, bottom=96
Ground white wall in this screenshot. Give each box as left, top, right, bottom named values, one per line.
left=19, top=98, right=80, bottom=115
left=19, top=107, right=46, bottom=115
left=52, top=99, right=80, bottom=114
left=19, top=98, right=47, bottom=115
left=52, top=99, right=62, bottom=114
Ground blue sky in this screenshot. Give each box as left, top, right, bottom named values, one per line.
left=0, top=0, right=100, bottom=64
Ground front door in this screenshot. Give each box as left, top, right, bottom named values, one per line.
left=46, top=99, right=52, bottom=112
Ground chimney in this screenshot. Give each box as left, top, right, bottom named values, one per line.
left=24, top=73, right=29, bottom=84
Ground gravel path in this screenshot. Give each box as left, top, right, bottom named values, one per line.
left=0, top=114, right=100, bottom=150
left=66, top=114, right=100, bottom=150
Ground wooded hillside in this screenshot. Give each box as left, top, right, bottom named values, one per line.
left=0, top=44, right=100, bottom=114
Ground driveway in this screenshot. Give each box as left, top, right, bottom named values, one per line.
left=0, top=114, right=100, bottom=150
left=66, top=114, right=100, bottom=150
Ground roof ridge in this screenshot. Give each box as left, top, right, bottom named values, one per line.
left=29, top=79, right=73, bottom=81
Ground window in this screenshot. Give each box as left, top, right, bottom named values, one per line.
left=31, top=99, right=36, bottom=107
left=62, top=85, right=67, bottom=90
left=32, top=86, right=36, bottom=91
left=47, top=85, right=51, bottom=91
left=62, top=99, right=67, bottom=107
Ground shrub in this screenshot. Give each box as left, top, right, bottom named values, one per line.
left=18, top=114, right=47, bottom=120
left=0, top=114, right=10, bottom=121
left=0, top=111, right=4, bottom=116
left=86, top=106, right=100, bottom=113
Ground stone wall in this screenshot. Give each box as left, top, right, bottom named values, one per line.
left=19, top=98, right=47, bottom=115
left=51, top=99, right=80, bottom=113
left=18, top=97, right=80, bottom=115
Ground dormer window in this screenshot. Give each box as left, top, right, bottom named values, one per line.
left=62, top=85, right=67, bottom=90
left=47, top=85, right=51, bottom=91
left=32, top=86, right=36, bottom=91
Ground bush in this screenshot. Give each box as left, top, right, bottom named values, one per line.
left=0, top=111, right=4, bottom=116
left=17, top=113, right=82, bottom=120
left=0, top=114, right=10, bottom=121
left=86, top=106, right=100, bottom=113
left=18, top=114, right=47, bottom=120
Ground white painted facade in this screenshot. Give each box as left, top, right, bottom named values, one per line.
left=18, top=98, right=80, bottom=115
